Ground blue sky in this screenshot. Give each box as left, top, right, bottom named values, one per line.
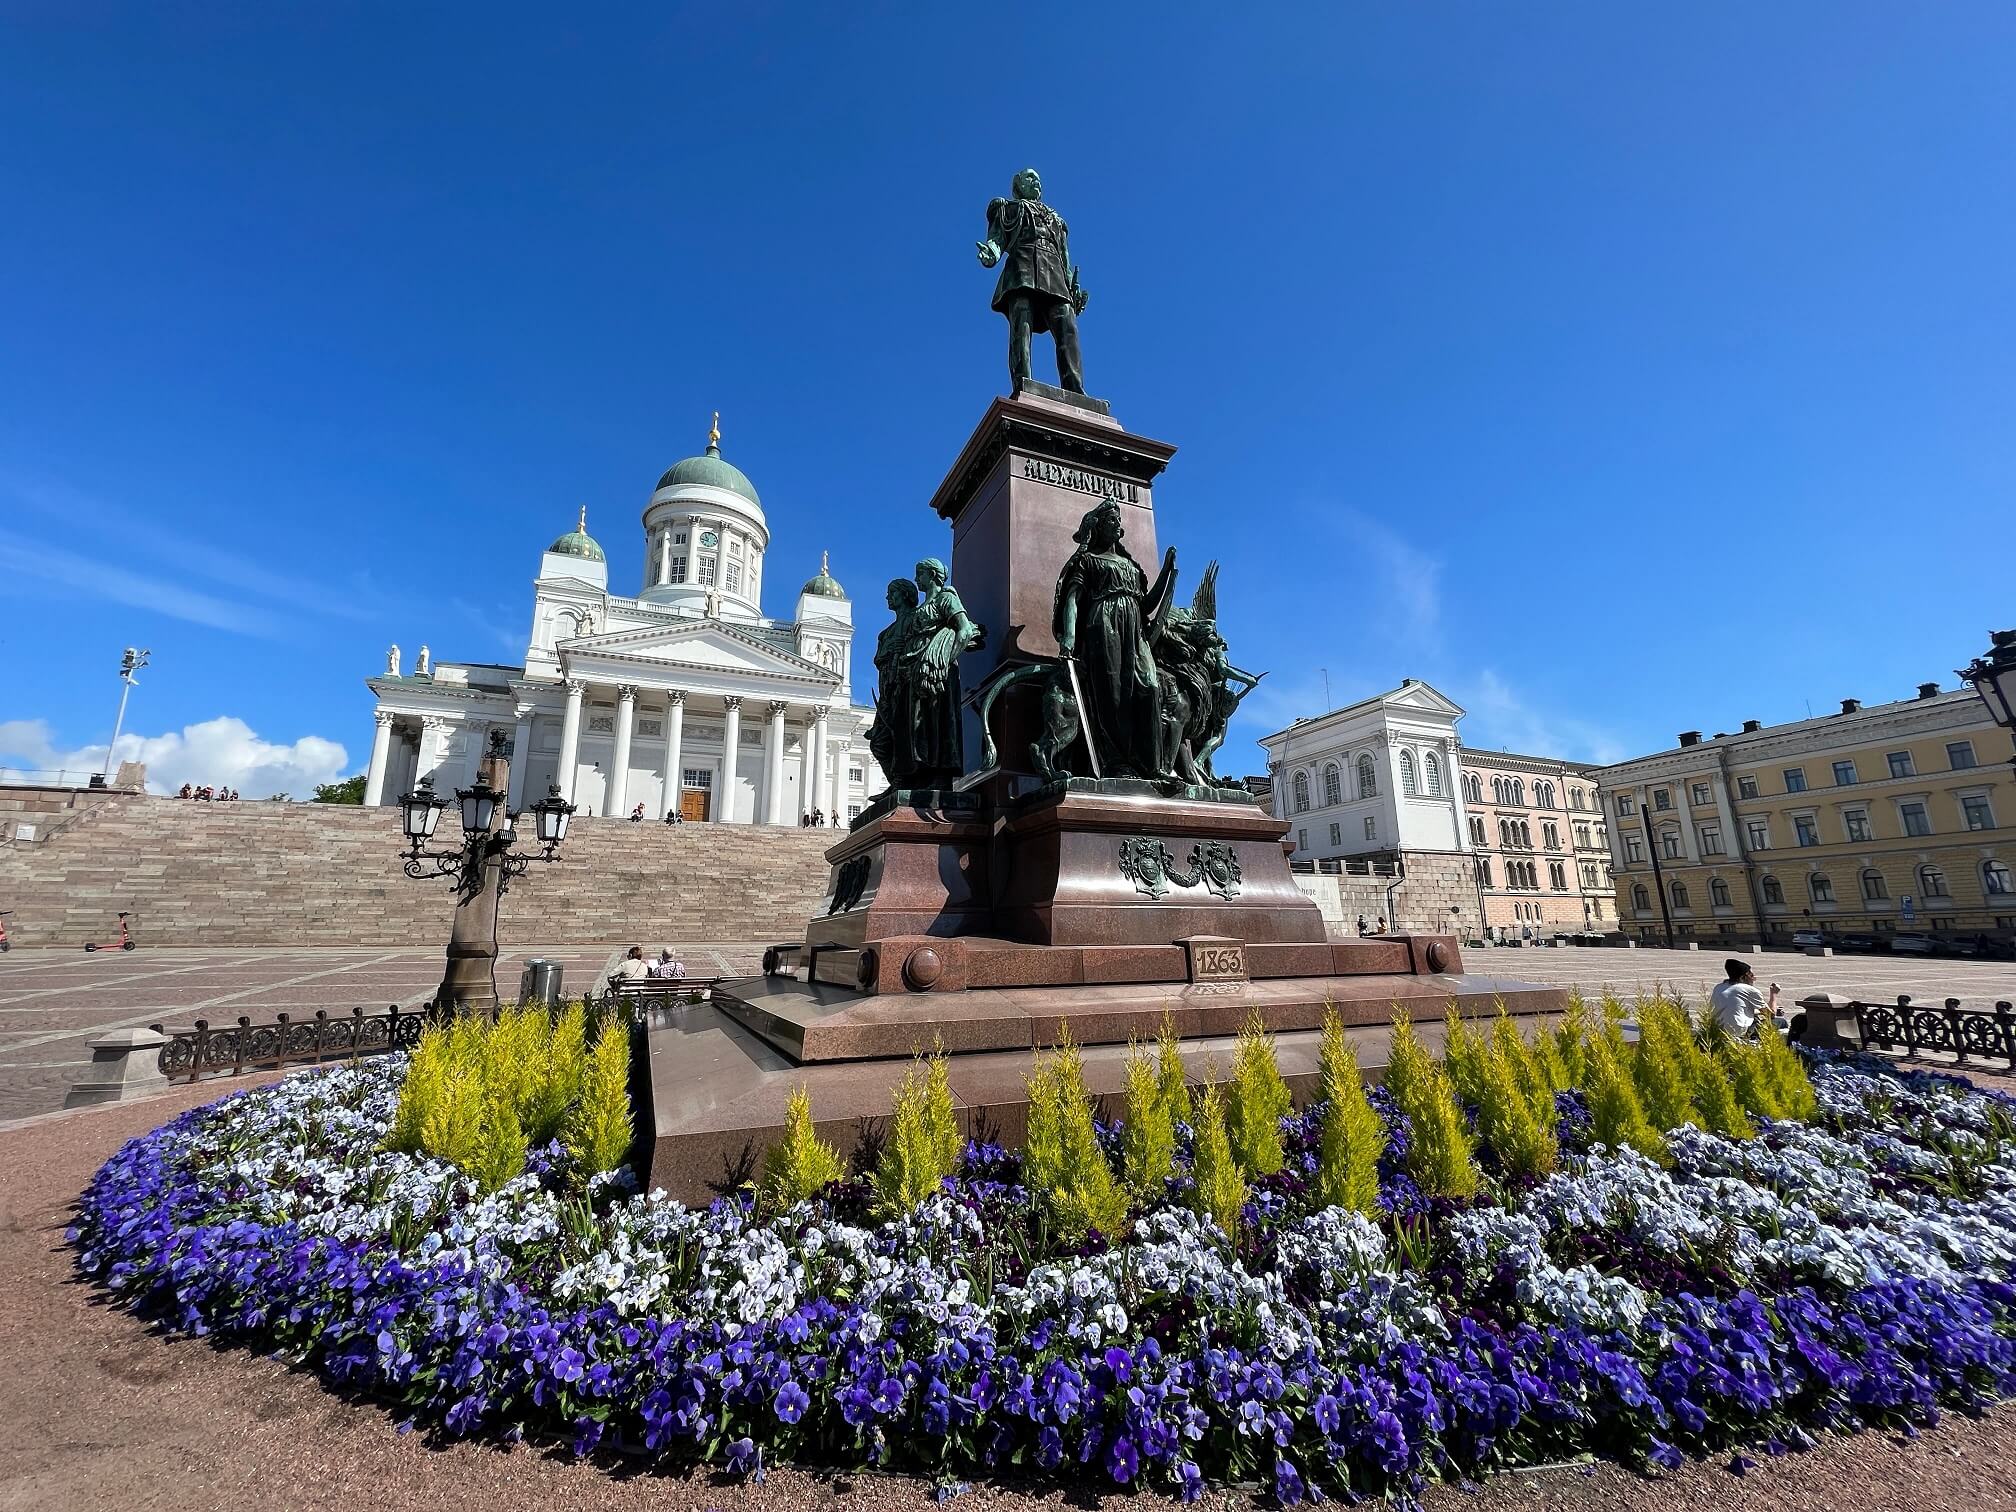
left=3, top=4, right=2011, bottom=794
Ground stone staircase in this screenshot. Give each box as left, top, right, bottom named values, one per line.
left=0, top=795, right=837, bottom=947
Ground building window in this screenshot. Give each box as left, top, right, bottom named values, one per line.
left=1985, top=860, right=2014, bottom=897
left=1918, top=864, right=1950, bottom=899
left=1465, top=772, right=1482, bottom=803
left=1399, top=751, right=1417, bottom=796
left=697, top=555, right=717, bottom=585
left=1832, top=761, right=1857, bottom=787
left=1963, top=794, right=1995, bottom=831
left=1887, top=751, right=1915, bottom=779
left=1292, top=771, right=1310, bottom=813
left=1322, top=763, right=1342, bottom=806
left=1899, top=801, right=1932, bottom=837
left=1745, top=819, right=1770, bottom=850
left=1625, top=835, right=1644, bottom=863
left=1478, top=857, right=1494, bottom=888
left=1653, top=788, right=1671, bottom=810
left=1809, top=873, right=1835, bottom=904
left=1948, top=741, right=1978, bottom=771
left=1783, top=768, right=1807, bottom=793
left=1616, top=793, right=1636, bottom=816
left=1357, top=755, right=1377, bottom=797
left=1691, top=782, right=1711, bottom=806
left=1698, top=824, right=1723, bottom=856
left=1738, top=775, right=1759, bottom=799
left=673, top=530, right=688, bottom=546
left=1328, top=822, right=1341, bottom=846
left=1761, top=875, right=1784, bottom=905
left=848, top=766, right=864, bottom=783
left=725, top=562, right=742, bottom=593
left=1298, top=828, right=1307, bottom=852
left=1363, top=816, right=1377, bottom=840
left=1425, top=753, right=1443, bottom=794
left=1537, top=781, right=1555, bottom=808
left=1543, top=821, right=1560, bottom=848
left=1661, top=831, right=1682, bottom=860
left=1861, top=868, right=1888, bottom=901
left=1844, top=809, right=1871, bottom=842
left=1549, top=861, right=1566, bottom=890
left=1469, top=816, right=1486, bottom=845
left=1632, top=883, right=1651, bottom=913
left=669, top=554, right=687, bottom=583
left=1794, top=816, right=1819, bottom=847
left=1710, top=877, right=1731, bottom=908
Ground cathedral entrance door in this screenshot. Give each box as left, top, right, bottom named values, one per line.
left=680, top=766, right=712, bottom=822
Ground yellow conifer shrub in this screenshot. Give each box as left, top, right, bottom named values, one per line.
left=1188, top=1080, right=1247, bottom=1241
left=1225, top=1011, right=1291, bottom=1177
left=762, top=1084, right=845, bottom=1210
left=565, top=1017, right=634, bottom=1176
left=1473, top=1033, right=1556, bottom=1181
left=1631, top=997, right=1702, bottom=1135
left=1120, top=1041, right=1177, bottom=1195
left=522, top=1000, right=587, bottom=1145
left=1756, top=1023, right=1818, bottom=1121
left=1383, top=1013, right=1478, bottom=1199
left=1441, top=1007, right=1489, bottom=1108
left=873, top=1051, right=961, bottom=1215
left=1155, top=1012, right=1192, bottom=1125
left=1314, top=1008, right=1383, bottom=1215
left=1584, top=1025, right=1667, bottom=1163
left=1024, top=1030, right=1128, bottom=1240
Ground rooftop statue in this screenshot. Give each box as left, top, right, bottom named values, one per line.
left=976, top=168, right=1088, bottom=396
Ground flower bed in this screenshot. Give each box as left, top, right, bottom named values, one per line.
left=71, top=1029, right=2016, bottom=1507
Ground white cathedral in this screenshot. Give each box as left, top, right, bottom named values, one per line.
left=360, top=420, right=885, bottom=824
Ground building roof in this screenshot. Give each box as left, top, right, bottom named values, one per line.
left=1457, top=745, right=1601, bottom=775
left=547, top=504, right=606, bottom=563
left=1596, top=685, right=1980, bottom=773
left=655, top=415, right=761, bottom=507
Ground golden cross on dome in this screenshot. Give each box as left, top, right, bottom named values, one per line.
left=707, top=411, right=721, bottom=451
left=577, top=504, right=588, bottom=531
left=821, top=549, right=830, bottom=574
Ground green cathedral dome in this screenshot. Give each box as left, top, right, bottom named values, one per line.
left=547, top=505, right=606, bottom=563
left=655, top=413, right=761, bottom=507
left=802, top=549, right=845, bottom=599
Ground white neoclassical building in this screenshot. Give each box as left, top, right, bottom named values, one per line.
left=1255, top=679, right=1474, bottom=864
left=360, top=421, right=883, bottom=824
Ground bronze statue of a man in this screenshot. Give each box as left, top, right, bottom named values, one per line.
left=977, top=168, right=1088, bottom=396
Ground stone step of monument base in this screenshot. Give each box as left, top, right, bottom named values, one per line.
left=641, top=994, right=1566, bottom=1206
left=717, top=968, right=1565, bottom=1064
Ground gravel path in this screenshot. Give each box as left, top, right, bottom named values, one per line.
left=5, top=1078, right=2014, bottom=1512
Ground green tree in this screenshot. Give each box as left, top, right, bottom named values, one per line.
left=312, top=774, right=368, bottom=804
left=1024, top=1030, right=1128, bottom=1240
left=1224, top=1011, right=1291, bottom=1177
left=762, top=1084, right=846, bottom=1210
left=1585, top=1026, right=1667, bottom=1162
left=565, top=1019, right=634, bottom=1176
left=873, top=1050, right=962, bottom=1215
left=1120, top=1041, right=1177, bottom=1195
left=1188, top=1081, right=1248, bottom=1241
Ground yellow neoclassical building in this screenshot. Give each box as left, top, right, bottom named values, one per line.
left=1595, top=681, right=2014, bottom=948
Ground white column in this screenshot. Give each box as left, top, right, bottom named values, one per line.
left=831, top=739, right=850, bottom=820
left=657, top=529, right=672, bottom=586
left=506, top=706, right=535, bottom=811
left=557, top=679, right=585, bottom=804
left=363, top=710, right=395, bottom=806
left=809, top=707, right=828, bottom=820
left=609, top=685, right=637, bottom=818
left=719, top=696, right=743, bottom=822
left=416, top=716, right=446, bottom=787
left=661, top=691, right=684, bottom=820
left=764, top=700, right=788, bottom=824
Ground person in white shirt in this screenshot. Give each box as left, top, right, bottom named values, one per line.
left=1709, top=958, right=1778, bottom=1038
left=608, top=945, right=649, bottom=989
left=649, top=949, right=687, bottom=981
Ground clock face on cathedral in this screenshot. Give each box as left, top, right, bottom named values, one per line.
left=699, top=530, right=719, bottom=548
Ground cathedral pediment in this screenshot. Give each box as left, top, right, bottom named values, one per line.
left=559, top=620, right=838, bottom=685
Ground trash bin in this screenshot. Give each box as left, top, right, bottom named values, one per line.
left=519, top=958, right=563, bottom=1007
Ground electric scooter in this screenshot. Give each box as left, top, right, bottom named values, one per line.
left=83, top=911, right=138, bottom=952
left=0, top=910, right=12, bottom=952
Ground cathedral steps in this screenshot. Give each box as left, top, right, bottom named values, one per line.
left=0, top=794, right=836, bottom=947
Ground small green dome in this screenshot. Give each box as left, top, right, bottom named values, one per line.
left=656, top=416, right=761, bottom=507
left=802, top=549, right=845, bottom=599
left=548, top=505, right=605, bottom=563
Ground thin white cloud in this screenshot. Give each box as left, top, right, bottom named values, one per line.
left=1457, top=670, right=1630, bottom=767
left=0, top=715, right=349, bottom=799
left=0, top=530, right=280, bottom=636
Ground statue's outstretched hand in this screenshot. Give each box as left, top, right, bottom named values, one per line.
left=976, top=241, right=999, bottom=268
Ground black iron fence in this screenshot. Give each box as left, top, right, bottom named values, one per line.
left=151, top=1004, right=426, bottom=1083
left=1851, top=994, right=2016, bottom=1069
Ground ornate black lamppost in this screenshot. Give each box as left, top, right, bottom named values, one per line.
left=1958, top=630, right=2016, bottom=767
left=397, top=730, right=574, bottom=1013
